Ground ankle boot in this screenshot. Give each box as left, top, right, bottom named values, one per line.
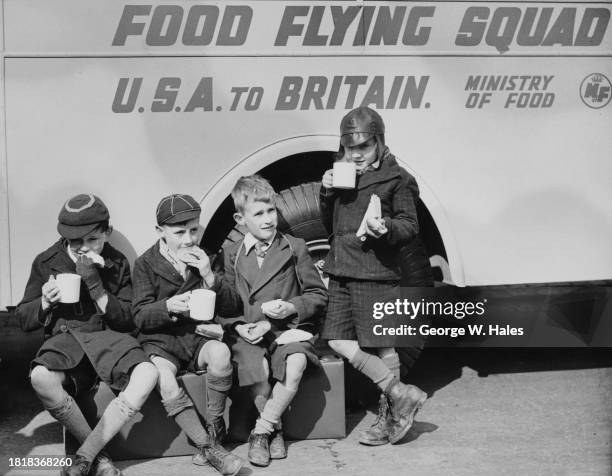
left=359, top=394, right=391, bottom=446
left=61, top=455, right=92, bottom=476
left=92, top=452, right=122, bottom=476
left=269, top=429, right=287, bottom=459
left=203, top=445, right=244, bottom=476
left=386, top=380, right=427, bottom=444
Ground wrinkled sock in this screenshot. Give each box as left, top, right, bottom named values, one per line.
left=163, top=388, right=209, bottom=447
left=45, top=393, right=93, bottom=444
left=206, top=373, right=232, bottom=424
left=253, top=383, right=296, bottom=435
left=349, top=349, right=394, bottom=392
left=77, top=392, right=138, bottom=462
left=381, top=352, right=401, bottom=381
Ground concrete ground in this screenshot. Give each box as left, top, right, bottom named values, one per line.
left=1, top=325, right=611, bottom=476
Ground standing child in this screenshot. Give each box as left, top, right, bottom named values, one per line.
left=132, top=194, right=243, bottom=476
left=216, top=175, right=327, bottom=467
left=16, top=194, right=159, bottom=476
left=320, top=107, right=428, bottom=446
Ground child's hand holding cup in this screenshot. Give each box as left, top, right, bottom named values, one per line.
left=41, top=275, right=62, bottom=310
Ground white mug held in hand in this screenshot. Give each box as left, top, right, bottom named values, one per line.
left=332, top=161, right=356, bottom=189
left=189, top=289, right=216, bottom=321
left=56, top=273, right=81, bottom=303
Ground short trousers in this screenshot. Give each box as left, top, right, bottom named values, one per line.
left=321, top=277, right=400, bottom=347
left=139, top=331, right=215, bottom=373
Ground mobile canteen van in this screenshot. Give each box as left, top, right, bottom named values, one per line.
left=1, top=0, right=611, bottom=313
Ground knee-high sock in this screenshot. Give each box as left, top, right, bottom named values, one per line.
left=253, top=383, right=296, bottom=435
left=45, top=393, right=93, bottom=444
left=349, top=350, right=395, bottom=392
left=77, top=392, right=138, bottom=462
left=254, top=393, right=282, bottom=430
left=381, top=352, right=401, bottom=381
left=163, top=388, right=209, bottom=447
left=206, top=373, right=232, bottom=424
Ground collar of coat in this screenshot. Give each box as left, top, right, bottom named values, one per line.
left=227, top=232, right=297, bottom=298
left=354, top=149, right=402, bottom=191
left=140, top=240, right=203, bottom=289
left=39, top=239, right=121, bottom=271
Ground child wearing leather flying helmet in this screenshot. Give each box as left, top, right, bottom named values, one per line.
left=320, top=107, right=428, bottom=447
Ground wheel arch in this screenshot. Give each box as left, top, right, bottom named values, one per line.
left=198, top=135, right=464, bottom=285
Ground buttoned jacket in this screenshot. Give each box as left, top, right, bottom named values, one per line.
left=320, top=151, right=420, bottom=280
left=216, top=233, right=328, bottom=336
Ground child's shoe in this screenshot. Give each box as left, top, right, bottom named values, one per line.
left=248, top=431, right=271, bottom=467
left=386, top=381, right=427, bottom=444
left=203, top=445, right=245, bottom=476
left=269, top=429, right=287, bottom=459
left=192, top=419, right=228, bottom=466
left=192, top=445, right=209, bottom=466
left=358, top=394, right=391, bottom=446
left=208, top=419, right=227, bottom=446
left=92, top=452, right=122, bottom=476
left=61, top=455, right=91, bottom=476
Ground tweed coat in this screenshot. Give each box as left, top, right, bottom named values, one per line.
left=216, top=233, right=328, bottom=336
left=15, top=240, right=141, bottom=387
left=320, top=150, right=420, bottom=281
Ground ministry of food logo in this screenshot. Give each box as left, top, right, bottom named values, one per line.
left=580, top=73, right=611, bottom=109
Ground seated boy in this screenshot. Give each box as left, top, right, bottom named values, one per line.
left=16, top=194, right=159, bottom=476
left=132, top=194, right=243, bottom=476
left=216, top=175, right=328, bottom=467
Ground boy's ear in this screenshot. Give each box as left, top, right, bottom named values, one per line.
left=105, top=225, right=114, bottom=238
left=155, top=224, right=164, bottom=237
left=233, top=212, right=245, bottom=226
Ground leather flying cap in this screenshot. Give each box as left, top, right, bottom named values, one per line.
left=57, top=194, right=110, bottom=239
left=156, top=194, right=201, bottom=225
left=340, top=106, right=385, bottom=147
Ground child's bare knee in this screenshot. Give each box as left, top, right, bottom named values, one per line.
left=152, top=359, right=179, bottom=398
left=328, top=339, right=354, bottom=357
left=130, top=362, right=159, bottom=388
left=203, top=341, right=232, bottom=374
left=207, top=341, right=231, bottom=363
left=285, top=353, right=307, bottom=386
left=30, top=366, right=61, bottom=395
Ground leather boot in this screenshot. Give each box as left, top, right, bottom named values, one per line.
left=92, top=452, right=122, bottom=476
left=61, top=455, right=92, bottom=476
left=208, top=419, right=227, bottom=446
left=386, top=380, right=427, bottom=444
left=192, top=419, right=227, bottom=466
left=203, top=445, right=245, bottom=476
left=248, top=431, right=270, bottom=467
left=358, top=394, right=391, bottom=446
left=269, top=429, right=287, bottom=459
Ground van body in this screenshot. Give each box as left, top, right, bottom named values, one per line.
left=1, top=0, right=611, bottom=309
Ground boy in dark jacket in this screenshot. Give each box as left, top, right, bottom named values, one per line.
left=132, top=194, right=243, bottom=476
left=216, top=175, right=328, bottom=467
left=320, top=107, right=427, bottom=446
left=16, top=194, right=159, bottom=476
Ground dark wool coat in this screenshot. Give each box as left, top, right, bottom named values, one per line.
left=132, top=241, right=214, bottom=337
left=215, top=233, right=328, bottom=337
left=16, top=240, right=140, bottom=385
left=320, top=151, right=420, bottom=280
